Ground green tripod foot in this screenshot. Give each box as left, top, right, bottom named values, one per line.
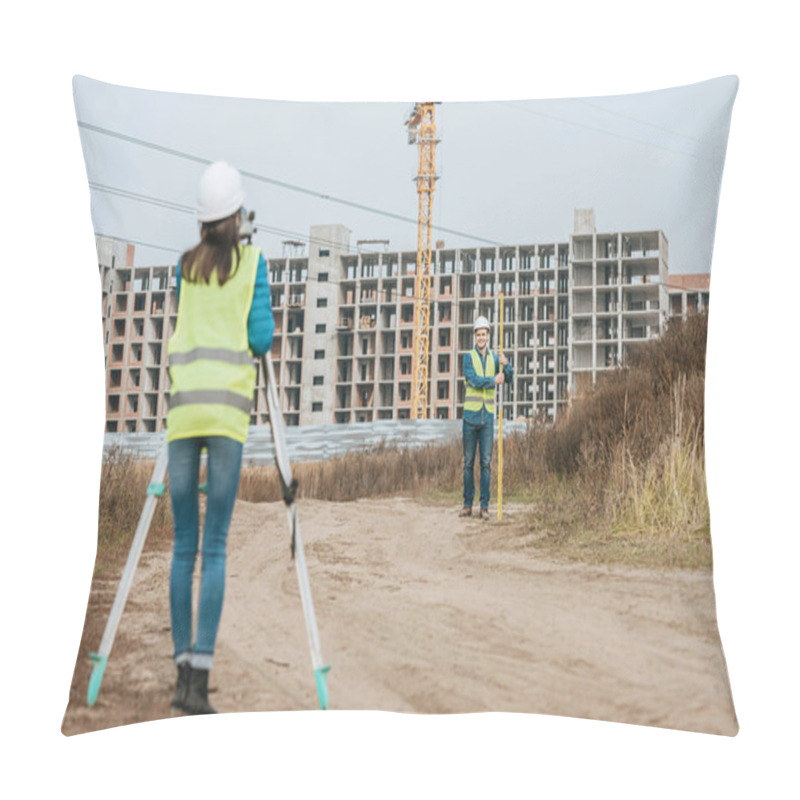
left=315, top=665, right=332, bottom=710
left=87, top=652, right=108, bottom=706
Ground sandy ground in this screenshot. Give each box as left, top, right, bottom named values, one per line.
left=62, top=498, right=737, bottom=736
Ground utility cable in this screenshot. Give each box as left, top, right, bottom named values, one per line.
left=78, top=121, right=502, bottom=245
left=498, top=101, right=718, bottom=162
left=94, top=231, right=184, bottom=255
left=89, top=181, right=525, bottom=306
left=89, top=182, right=363, bottom=255
left=570, top=97, right=727, bottom=151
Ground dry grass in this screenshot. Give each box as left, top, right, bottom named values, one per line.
left=96, top=448, right=173, bottom=573
left=518, top=312, right=712, bottom=568
left=65, top=450, right=176, bottom=719
left=239, top=440, right=463, bottom=503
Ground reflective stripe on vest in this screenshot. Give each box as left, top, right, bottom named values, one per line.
left=464, top=348, right=495, bottom=414
left=170, top=390, right=253, bottom=414
left=167, top=245, right=259, bottom=444
left=168, top=346, right=255, bottom=367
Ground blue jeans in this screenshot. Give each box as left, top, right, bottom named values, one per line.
left=463, top=419, right=494, bottom=509
left=168, top=436, right=243, bottom=669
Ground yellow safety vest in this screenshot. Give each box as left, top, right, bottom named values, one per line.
left=167, top=245, right=259, bottom=444
left=464, top=348, right=496, bottom=415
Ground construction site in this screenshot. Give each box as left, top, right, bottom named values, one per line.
left=94, top=102, right=709, bottom=433
left=98, top=214, right=708, bottom=433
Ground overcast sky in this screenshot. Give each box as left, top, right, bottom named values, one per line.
left=73, top=75, right=737, bottom=273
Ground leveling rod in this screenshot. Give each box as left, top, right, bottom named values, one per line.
left=497, top=293, right=504, bottom=521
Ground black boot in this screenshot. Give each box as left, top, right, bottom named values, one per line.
left=184, top=667, right=217, bottom=715
left=170, top=662, right=191, bottom=713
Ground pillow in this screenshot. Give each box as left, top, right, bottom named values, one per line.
left=63, top=75, right=738, bottom=737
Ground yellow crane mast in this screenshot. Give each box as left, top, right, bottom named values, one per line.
left=405, top=101, right=439, bottom=419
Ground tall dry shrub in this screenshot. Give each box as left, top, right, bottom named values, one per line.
left=97, top=448, right=173, bottom=571
left=626, top=309, right=707, bottom=437
left=513, top=312, right=710, bottom=538
left=607, top=375, right=709, bottom=534
left=541, top=367, right=666, bottom=477
left=539, top=311, right=708, bottom=479
left=628, top=309, right=707, bottom=390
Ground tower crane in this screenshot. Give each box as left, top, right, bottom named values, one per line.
left=405, top=102, right=440, bottom=419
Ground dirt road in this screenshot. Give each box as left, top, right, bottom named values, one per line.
left=62, top=497, right=737, bottom=736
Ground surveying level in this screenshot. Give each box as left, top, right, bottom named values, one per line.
left=239, top=208, right=257, bottom=244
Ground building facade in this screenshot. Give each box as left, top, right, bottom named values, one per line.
left=99, top=210, right=703, bottom=433
left=666, top=273, right=710, bottom=320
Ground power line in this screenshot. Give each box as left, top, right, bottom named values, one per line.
left=89, top=181, right=362, bottom=255
left=499, top=101, right=716, bottom=162
left=94, top=231, right=184, bottom=254
left=89, top=182, right=196, bottom=215
left=78, top=121, right=502, bottom=245
left=570, top=97, right=726, bottom=151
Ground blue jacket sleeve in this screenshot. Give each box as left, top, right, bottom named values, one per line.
left=495, top=353, right=514, bottom=382
left=463, top=351, right=496, bottom=389
left=247, top=253, right=274, bottom=356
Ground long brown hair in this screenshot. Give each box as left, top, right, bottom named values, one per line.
left=180, top=211, right=241, bottom=286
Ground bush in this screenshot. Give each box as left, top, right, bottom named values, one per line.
left=96, top=448, right=173, bottom=572
left=539, top=311, right=708, bottom=478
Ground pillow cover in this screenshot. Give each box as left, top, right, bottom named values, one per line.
left=63, top=75, right=738, bottom=736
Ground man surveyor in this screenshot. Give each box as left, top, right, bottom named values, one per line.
left=459, top=316, right=513, bottom=520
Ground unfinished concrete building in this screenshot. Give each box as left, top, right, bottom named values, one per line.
left=99, top=209, right=708, bottom=433
left=99, top=238, right=176, bottom=433
left=569, top=209, right=669, bottom=398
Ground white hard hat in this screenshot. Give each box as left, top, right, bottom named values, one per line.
left=473, top=315, right=491, bottom=332
left=196, top=162, right=245, bottom=223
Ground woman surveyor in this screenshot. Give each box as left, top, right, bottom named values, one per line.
left=166, top=161, right=273, bottom=714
